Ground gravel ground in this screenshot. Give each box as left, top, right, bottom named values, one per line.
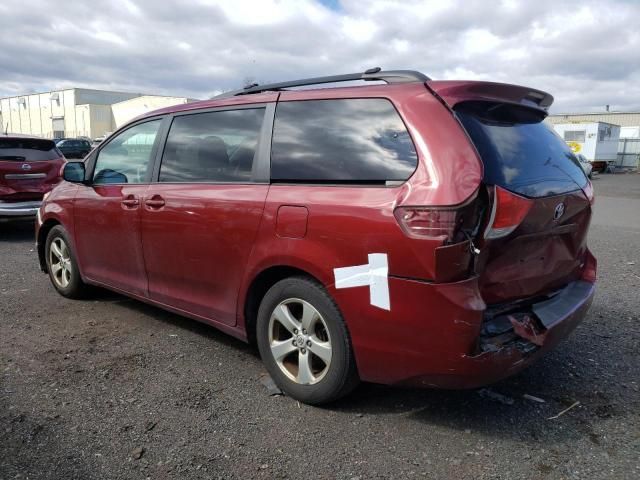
left=1, top=173, right=639, bottom=480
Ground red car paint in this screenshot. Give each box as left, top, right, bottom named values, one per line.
left=36, top=78, right=596, bottom=388
left=0, top=136, right=64, bottom=216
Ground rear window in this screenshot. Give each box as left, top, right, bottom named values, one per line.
left=456, top=102, right=588, bottom=198
left=0, top=138, right=60, bottom=161
left=271, top=99, right=418, bottom=184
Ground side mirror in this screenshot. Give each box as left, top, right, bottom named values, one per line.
left=63, top=162, right=86, bottom=183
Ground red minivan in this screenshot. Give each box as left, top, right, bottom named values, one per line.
left=1, top=136, right=64, bottom=216
left=35, top=69, right=596, bottom=404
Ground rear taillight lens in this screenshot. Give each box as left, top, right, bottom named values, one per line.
left=582, top=180, right=594, bottom=205
left=581, top=248, right=597, bottom=283
left=484, top=186, right=533, bottom=239
left=394, top=207, right=459, bottom=242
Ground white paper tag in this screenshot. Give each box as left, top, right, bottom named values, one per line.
left=334, top=253, right=390, bottom=311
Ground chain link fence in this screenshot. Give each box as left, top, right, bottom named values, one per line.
left=616, top=138, right=640, bottom=170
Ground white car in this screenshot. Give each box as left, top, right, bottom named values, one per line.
left=576, top=154, right=593, bottom=179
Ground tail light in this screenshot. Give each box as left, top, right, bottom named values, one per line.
left=581, top=248, right=597, bottom=283
left=484, top=186, right=533, bottom=239
left=582, top=180, right=594, bottom=205
left=394, top=207, right=460, bottom=242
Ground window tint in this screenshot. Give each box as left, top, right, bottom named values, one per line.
left=271, top=99, right=417, bottom=183
left=159, top=108, right=265, bottom=183
left=93, top=119, right=161, bottom=184
left=456, top=102, right=587, bottom=198
left=0, top=138, right=60, bottom=161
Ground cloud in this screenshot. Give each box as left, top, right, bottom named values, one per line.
left=0, top=0, right=639, bottom=112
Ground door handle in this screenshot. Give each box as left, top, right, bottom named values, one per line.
left=121, top=196, right=139, bottom=208
left=144, top=195, right=165, bottom=209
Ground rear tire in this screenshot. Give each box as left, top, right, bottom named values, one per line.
left=256, top=276, right=359, bottom=405
left=45, top=225, right=89, bottom=299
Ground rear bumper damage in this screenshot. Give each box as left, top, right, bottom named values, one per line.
left=0, top=200, right=42, bottom=217
left=351, top=250, right=596, bottom=388
left=458, top=279, right=595, bottom=388
left=397, top=279, right=594, bottom=389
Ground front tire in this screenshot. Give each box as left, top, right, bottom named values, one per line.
left=256, top=276, right=359, bottom=405
left=45, top=226, right=88, bottom=298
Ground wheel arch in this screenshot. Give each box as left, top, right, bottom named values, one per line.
left=37, top=218, right=61, bottom=272
left=242, top=264, right=324, bottom=346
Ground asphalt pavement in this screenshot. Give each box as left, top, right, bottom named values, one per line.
left=1, top=173, right=638, bottom=479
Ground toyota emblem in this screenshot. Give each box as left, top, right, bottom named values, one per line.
left=553, top=203, right=565, bottom=221
left=21, top=163, right=32, bottom=171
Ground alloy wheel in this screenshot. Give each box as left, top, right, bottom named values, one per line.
left=268, top=298, right=333, bottom=385
left=49, top=237, right=72, bottom=288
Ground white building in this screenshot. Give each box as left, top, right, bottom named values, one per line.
left=111, top=95, right=192, bottom=129
left=0, top=88, right=193, bottom=140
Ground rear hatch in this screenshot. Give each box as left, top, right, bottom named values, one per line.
left=428, top=81, right=593, bottom=303
left=0, top=138, right=64, bottom=201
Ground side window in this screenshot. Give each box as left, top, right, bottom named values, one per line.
left=93, top=119, right=161, bottom=184
left=564, top=130, right=586, bottom=143
left=159, top=108, right=265, bottom=183
left=271, top=99, right=418, bottom=183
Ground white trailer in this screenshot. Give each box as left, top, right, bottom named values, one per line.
left=553, top=122, right=621, bottom=172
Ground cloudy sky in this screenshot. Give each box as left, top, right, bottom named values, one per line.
left=1, top=0, right=638, bottom=113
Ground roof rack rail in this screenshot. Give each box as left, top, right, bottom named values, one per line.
left=212, top=68, right=430, bottom=99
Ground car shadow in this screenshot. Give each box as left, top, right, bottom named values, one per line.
left=87, top=287, right=256, bottom=356
left=327, top=321, right=616, bottom=444
left=82, top=289, right=613, bottom=444
left=0, top=218, right=36, bottom=242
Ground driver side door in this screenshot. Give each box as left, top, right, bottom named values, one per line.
left=73, top=118, right=164, bottom=297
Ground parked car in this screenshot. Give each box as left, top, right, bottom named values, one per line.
left=576, top=153, right=593, bottom=178
left=91, top=133, right=112, bottom=148
left=0, top=136, right=64, bottom=216
left=35, top=69, right=596, bottom=404
left=56, top=139, right=92, bottom=159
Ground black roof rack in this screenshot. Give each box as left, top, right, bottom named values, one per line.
left=212, top=68, right=430, bottom=99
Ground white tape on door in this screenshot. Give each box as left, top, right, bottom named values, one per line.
left=334, top=253, right=390, bottom=311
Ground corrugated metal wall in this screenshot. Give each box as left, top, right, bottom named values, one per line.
left=547, top=112, right=640, bottom=127
left=0, top=89, right=144, bottom=138
left=74, top=89, right=141, bottom=106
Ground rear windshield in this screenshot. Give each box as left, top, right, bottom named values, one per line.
left=0, top=138, right=60, bottom=161
left=456, top=102, right=588, bottom=198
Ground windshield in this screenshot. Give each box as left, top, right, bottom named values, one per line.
left=456, top=102, right=588, bottom=198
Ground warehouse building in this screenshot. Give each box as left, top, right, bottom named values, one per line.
left=547, top=111, right=640, bottom=131
left=0, top=88, right=193, bottom=140
left=111, top=95, right=193, bottom=128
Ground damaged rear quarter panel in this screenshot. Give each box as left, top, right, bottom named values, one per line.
left=338, top=275, right=486, bottom=385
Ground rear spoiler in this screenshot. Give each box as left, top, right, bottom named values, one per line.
left=426, top=80, right=554, bottom=114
